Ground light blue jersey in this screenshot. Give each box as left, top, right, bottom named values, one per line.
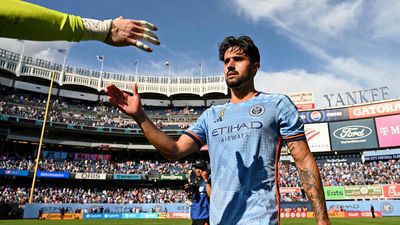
left=183, top=93, right=305, bottom=225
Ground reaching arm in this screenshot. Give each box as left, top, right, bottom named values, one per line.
left=0, top=0, right=159, bottom=52
left=105, top=83, right=198, bottom=160
left=287, top=140, right=331, bottom=225
left=201, top=170, right=211, bottom=197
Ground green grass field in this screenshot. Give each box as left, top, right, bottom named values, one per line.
left=0, top=218, right=400, bottom=225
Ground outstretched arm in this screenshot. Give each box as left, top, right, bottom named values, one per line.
left=287, top=140, right=331, bottom=225
left=0, top=0, right=160, bottom=52
left=105, top=83, right=197, bottom=160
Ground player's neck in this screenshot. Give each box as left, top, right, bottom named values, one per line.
left=230, top=84, right=258, bottom=104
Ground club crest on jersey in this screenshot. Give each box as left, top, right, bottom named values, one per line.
left=214, top=107, right=226, bottom=123
left=250, top=105, right=264, bottom=116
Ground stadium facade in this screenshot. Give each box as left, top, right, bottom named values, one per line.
left=1, top=48, right=400, bottom=220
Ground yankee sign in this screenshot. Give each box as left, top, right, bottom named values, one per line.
left=323, top=87, right=390, bottom=107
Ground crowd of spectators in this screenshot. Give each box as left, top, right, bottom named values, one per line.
left=0, top=89, right=200, bottom=129
left=1, top=152, right=399, bottom=186
left=0, top=186, right=188, bottom=205
left=0, top=153, right=194, bottom=176
left=1, top=159, right=399, bottom=204
left=1, top=87, right=400, bottom=204
left=277, top=160, right=400, bottom=187
left=320, top=160, right=400, bottom=186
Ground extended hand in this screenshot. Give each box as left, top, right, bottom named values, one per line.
left=106, top=16, right=160, bottom=52
left=105, top=83, right=144, bottom=119
left=201, top=170, right=209, bottom=181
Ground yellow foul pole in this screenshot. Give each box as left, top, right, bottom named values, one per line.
left=29, top=70, right=56, bottom=204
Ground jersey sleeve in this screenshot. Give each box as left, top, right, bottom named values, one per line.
left=0, top=0, right=84, bottom=42
left=276, top=95, right=305, bottom=142
left=183, top=110, right=208, bottom=149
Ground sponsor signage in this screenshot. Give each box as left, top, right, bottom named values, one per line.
left=304, top=123, right=331, bottom=152
left=113, top=174, right=142, bottom=180
left=83, top=213, right=158, bottom=219
left=326, top=201, right=400, bottom=216
left=24, top=203, right=190, bottom=219
left=329, top=119, right=378, bottom=151
left=74, top=153, right=111, bottom=161
left=159, top=174, right=185, bottom=180
left=344, top=211, right=382, bottom=218
left=42, top=151, right=67, bottom=160
left=41, top=213, right=82, bottom=220
left=288, top=92, right=315, bottom=110
left=316, top=157, right=361, bottom=164
left=324, top=186, right=345, bottom=200
left=375, top=115, right=400, bottom=148
left=344, top=185, right=382, bottom=199
left=281, top=212, right=308, bottom=219
left=296, top=103, right=315, bottom=111
left=364, top=154, right=400, bottom=161
left=299, top=108, right=348, bottom=123
left=0, top=169, right=29, bottom=177
left=37, top=171, right=69, bottom=179
left=280, top=187, right=301, bottom=194
left=382, top=184, right=400, bottom=199
left=307, top=212, right=345, bottom=218
left=75, top=173, right=107, bottom=180
left=167, top=212, right=190, bottom=219
left=348, top=100, right=400, bottom=119
left=121, top=213, right=158, bottom=219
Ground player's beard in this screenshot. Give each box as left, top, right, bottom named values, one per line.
left=225, top=71, right=253, bottom=88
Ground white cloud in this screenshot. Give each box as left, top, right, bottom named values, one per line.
left=369, top=0, right=400, bottom=40
left=232, top=0, right=400, bottom=100
left=254, top=69, right=362, bottom=107
left=0, top=38, right=73, bottom=64
left=234, top=0, right=363, bottom=38
left=234, top=0, right=295, bottom=20
left=316, top=1, right=362, bottom=36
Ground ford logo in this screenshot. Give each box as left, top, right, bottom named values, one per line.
left=333, top=125, right=372, bottom=140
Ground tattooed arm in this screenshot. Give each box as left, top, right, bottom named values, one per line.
left=287, top=140, right=331, bottom=225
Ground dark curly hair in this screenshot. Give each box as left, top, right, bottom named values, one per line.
left=218, top=36, right=260, bottom=64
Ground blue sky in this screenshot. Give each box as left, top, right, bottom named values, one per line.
left=1, top=0, right=399, bottom=107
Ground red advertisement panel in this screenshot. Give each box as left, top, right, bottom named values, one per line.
left=382, top=184, right=400, bottom=199
left=375, top=115, right=400, bottom=148
left=74, top=153, right=111, bottom=161
left=167, top=212, right=189, bottom=219
left=344, top=211, right=382, bottom=218
left=280, top=212, right=307, bottom=219
left=280, top=187, right=301, bottom=194
left=348, top=100, right=400, bottom=119
left=296, top=103, right=315, bottom=111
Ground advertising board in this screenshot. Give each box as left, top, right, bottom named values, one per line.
left=348, top=100, right=400, bottom=119
left=299, top=108, right=348, bottom=123
left=304, top=123, right=331, bottom=152
left=329, top=119, right=378, bottom=151
left=375, top=115, right=400, bottom=148
left=75, top=173, right=107, bottom=180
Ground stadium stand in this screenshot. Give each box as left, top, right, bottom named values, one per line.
left=0, top=48, right=400, bottom=219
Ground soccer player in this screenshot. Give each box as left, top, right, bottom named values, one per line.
left=0, top=0, right=160, bottom=52
left=105, top=35, right=331, bottom=225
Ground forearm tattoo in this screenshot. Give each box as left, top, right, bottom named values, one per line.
left=287, top=140, right=329, bottom=223
left=298, top=167, right=328, bottom=222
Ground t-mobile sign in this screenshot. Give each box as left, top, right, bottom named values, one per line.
left=375, top=114, right=400, bottom=148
